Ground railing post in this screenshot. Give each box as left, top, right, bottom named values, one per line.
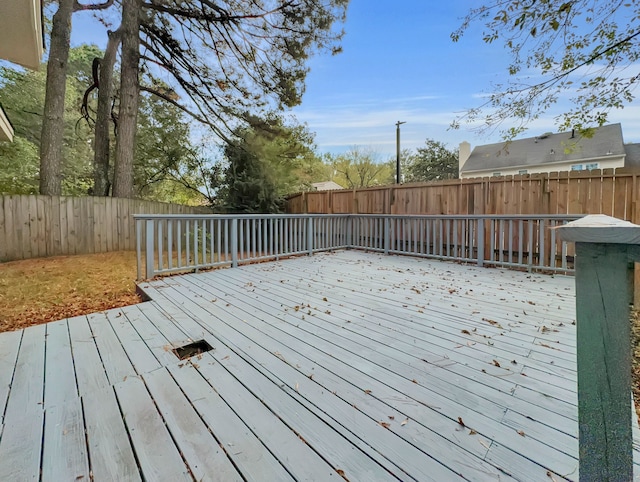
left=145, top=219, right=155, bottom=279
left=231, top=217, right=238, bottom=268
left=307, top=216, right=314, bottom=255
left=476, top=217, right=484, bottom=267
left=556, top=215, right=640, bottom=481
left=384, top=217, right=390, bottom=254
left=135, top=218, right=142, bottom=281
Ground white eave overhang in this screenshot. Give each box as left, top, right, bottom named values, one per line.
left=0, top=105, right=14, bottom=142
left=0, top=0, right=44, bottom=71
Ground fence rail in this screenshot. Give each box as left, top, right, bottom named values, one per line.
left=0, top=195, right=210, bottom=262
left=135, top=213, right=582, bottom=280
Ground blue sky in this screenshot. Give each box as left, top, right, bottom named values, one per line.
left=70, top=0, right=640, bottom=159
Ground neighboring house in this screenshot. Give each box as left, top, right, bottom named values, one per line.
left=311, top=181, right=345, bottom=191
left=0, top=0, right=44, bottom=142
left=458, top=123, right=637, bottom=178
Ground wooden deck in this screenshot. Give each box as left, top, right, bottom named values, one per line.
left=1, top=250, right=639, bottom=481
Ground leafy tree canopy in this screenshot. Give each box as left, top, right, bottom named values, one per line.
left=218, top=115, right=322, bottom=212
left=327, top=147, right=394, bottom=189
left=405, top=139, right=459, bottom=182
left=452, top=0, right=640, bottom=137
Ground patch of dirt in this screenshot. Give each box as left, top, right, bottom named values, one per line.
left=0, top=251, right=143, bottom=333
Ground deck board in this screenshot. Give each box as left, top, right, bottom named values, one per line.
left=0, top=324, right=46, bottom=481
left=1, top=250, right=640, bottom=481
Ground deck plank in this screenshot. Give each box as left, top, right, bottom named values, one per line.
left=87, top=311, right=137, bottom=384
left=41, top=320, right=90, bottom=480
left=143, top=367, right=243, bottom=481
left=166, top=362, right=296, bottom=482
left=0, top=329, right=22, bottom=424
left=83, top=387, right=141, bottom=481
left=44, top=319, right=76, bottom=405
left=114, top=377, right=191, bottom=481
left=67, top=315, right=110, bottom=396
left=0, top=324, right=46, bottom=481
left=105, top=308, right=162, bottom=374
left=41, top=399, right=90, bottom=480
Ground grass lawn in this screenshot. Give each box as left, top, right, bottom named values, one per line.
left=0, top=251, right=141, bottom=333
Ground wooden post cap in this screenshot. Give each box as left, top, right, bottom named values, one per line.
left=553, top=214, right=640, bottom=244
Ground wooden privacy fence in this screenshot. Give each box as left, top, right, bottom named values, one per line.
left=286, top=168, right=640, bottom=222
left=0, top=195, right=211, bottom=262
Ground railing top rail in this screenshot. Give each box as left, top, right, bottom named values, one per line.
left=134, top=213, right=585, bottom=221
left=349, top=214, right=584, bottom=220
left=132, top=213, right=353, bottom=220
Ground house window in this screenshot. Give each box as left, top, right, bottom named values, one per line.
left=518, top=169, right=528, bottom=175
left=585, top=163, right=599, bottom=170
left=492, top=172, right=501, bottom=176
left=571, top=164, right=584, bottom=171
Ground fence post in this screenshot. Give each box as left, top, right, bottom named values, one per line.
left=231, top=217, right=238, bottom=268
left=476, top=217, right=484, bottom=267
left=307, top=216, right=314, bottom=255
left=145, top=219, right=155, bottom=279
left=384, top=217, right=390, bottom=254
left=555, top=215, right=640, bottom=482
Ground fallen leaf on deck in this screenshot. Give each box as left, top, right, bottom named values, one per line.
left=379, top=421, right=391, bottom=429
left=221, top=355, right=230, bottom=360
left=517, top=430, right=525, bottom=436
left=511, top=360, right=517, bottom=365
left=401, top=418, right=409, bottom=426
left=388, top=415, right=395, bottom=420
left=336, top=468, right=349, bottom=481
left=492, top=360, right=501, bottom=367
left=323, top=297, right=328, bottom=301
left=364, top=389, right=372, bottom=394
left=295, top=383, right=299, bottom=392
left=461, top=329, right=471, bottom=335
left=469, top=429, right=477, bottom=435
left=482, top=318, right=504, bottom=329
left=457, top=417, right=465, bottom=427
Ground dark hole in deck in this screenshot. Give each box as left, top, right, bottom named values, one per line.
left=172, top=340, right=214, bottom=360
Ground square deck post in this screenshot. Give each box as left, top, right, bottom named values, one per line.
left=231, top=217, right=238, bottom=268
left=476, top=218, right=485, bottom=267
left=145, top=219, right=155, bottom=279
left=306, top=216, right=314, bottom=255
left=555, top=215, right=640, bottom=481
left=384, top=217, right=390, bottom=254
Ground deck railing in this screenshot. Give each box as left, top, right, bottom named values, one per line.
left=134, top=213, right=582, bottom=280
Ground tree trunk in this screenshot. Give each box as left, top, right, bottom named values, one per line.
left=39, top=0, right=75, bottom=195
left=93, top=30, right=121, bottom=196
left=112, top=0, right=140, bottom=198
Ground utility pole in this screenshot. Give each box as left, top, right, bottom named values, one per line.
left=396, top=121, right=406, bottom=184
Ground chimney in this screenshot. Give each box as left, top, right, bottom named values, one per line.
left=459, top=141, right=471, bottom=176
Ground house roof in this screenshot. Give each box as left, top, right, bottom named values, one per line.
left=312, top=181, right=345, bottom=191
left=462, top=123, right=625, bottom=173
left=624, top=143, right=640, bottom=169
